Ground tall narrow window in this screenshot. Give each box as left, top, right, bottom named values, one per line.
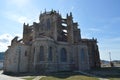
left=25, top=51, right=27, bottom=56
left=80, top=48, right=85, bottom=61
left=60, top=48, right=67, bottom=62
left=39, top=46, right=44, bottom=61
left=48, top=47, right=53, bottom=61
left=47, top=19, right=51, bottom=29
left=33, top=48, right=35, bottom=54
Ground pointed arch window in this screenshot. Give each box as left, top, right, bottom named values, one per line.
left=39, top=46, right=44, bottom=61
left=25, top=51, right=27, bottom=56
left=48, top=47, right=53, bottom=61
left=60, top=48, right=67, bottom=62
left=33, top=47, right=35, bottom=54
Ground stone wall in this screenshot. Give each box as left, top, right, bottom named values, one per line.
left=4, top=43, right=29, bottom=73
left=4, top=10, right=100, bottom=73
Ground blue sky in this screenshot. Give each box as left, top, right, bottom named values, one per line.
left=0, top=0, right=120, bottom=60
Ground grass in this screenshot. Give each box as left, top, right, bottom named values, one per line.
left=40, top=75, right=98, bottom=80
left=109, top=78, right=120, bottom=80
left=22, top=77, right=35, bottom=80
left=19, top=67, right=120, bottom=80
left=23, top=71, right=99, bottom=80
left=86, top=67, right=120, bottom=80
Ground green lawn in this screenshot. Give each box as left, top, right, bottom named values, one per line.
left=109, top=78, right=120, bottom=80
left=23, top=77, right=35, bottom=80
left=23, top=67, right=120, bottom=80
left=40, top=75, right=98, bottom=80
left=23, top=71, right=99, bottom=80
left=86, top=67, right=120, bottom=80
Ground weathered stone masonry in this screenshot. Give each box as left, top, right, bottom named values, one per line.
left=4, top=10, right=100, bottom=73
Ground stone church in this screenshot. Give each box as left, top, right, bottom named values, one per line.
left=4, top=10, right=100, bottom=73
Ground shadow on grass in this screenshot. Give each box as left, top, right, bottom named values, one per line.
left=45, top=71, right=82, bottom=79
left=3, top=70, right=81, bottom=78
left=85, top=67, right=120, bottom=78
left=3, top=71, right=93, bottom=79
left=2, top=67, right=120, bottom=79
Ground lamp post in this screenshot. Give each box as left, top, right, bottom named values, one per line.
left=109, top=52, right=111, bottom=62
left=109, top=52, right=113, bottom=67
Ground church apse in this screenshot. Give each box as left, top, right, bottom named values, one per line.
left=3, top=10, right=100, bottom=73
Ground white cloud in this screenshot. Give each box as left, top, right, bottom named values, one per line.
left=6, top=0, right=30, bottom=8
left=0, top=33, right=22, bottom=52
left=0, top=34, right=13, bottom=42
left=0, top=34, right=13, bottom=52
left=5, top=12, right=32, bottom=24
left=13, top=34, right=22, bottom=39
left=35, top=18, right=39, bottom=23
left=18, top=16, right=31, bottom=24
left=88, top=28, right=101, bottom=32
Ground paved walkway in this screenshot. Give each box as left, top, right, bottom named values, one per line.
left=33, top=76, right=45, bottom=80
left=99, top=78, right=109, bottom=80
left=0, top=71, right=46, bottom=80
left=0, top=71, right=24, bottom=80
